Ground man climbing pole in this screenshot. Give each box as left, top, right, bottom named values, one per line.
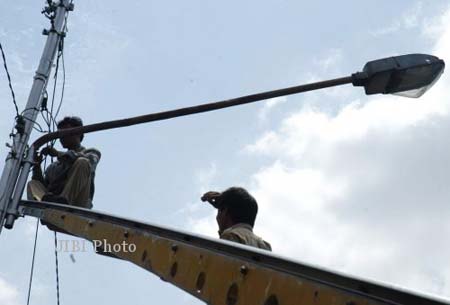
left=201, top=186, right=272, bottom=251
left=27, top=116, right=101, bottom=209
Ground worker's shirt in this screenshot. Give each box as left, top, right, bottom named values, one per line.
left=44, top=145, right=101, bottom=199
left=220, top=223, right=272, bottom=251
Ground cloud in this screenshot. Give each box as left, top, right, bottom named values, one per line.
left=257, top=96, right=288, bottom=121
left=0, top=277, right=20, bottom=305
left=314, top=48, right=343, bottom=72
left=175, top=163, right=219, bottom=225
left=256, top=49, right=348, bottom=123
left=189, top=3, right=450, bottom=299
left=422, top=7, right=450, bottom=40
left=249, top=4, right=450, bottom=297
left=194, top=162, right=218, bottom=193
left=370, top=2, right=424, bottom=36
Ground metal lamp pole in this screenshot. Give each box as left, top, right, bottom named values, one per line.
left=0, top=0, right=74, bottom=232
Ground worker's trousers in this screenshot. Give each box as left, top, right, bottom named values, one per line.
left=27, top=157, right=92, bottom=209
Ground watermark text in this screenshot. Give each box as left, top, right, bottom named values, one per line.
left=57, top=239, right=136, bottom=253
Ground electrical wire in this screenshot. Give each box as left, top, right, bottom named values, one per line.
left=26, top=220, right=40, bottom=305
left=45, top=24, right=67, bottom=145
left=54, top=232, right=61, bottom=305
left=20, top=115, right=47, bottom=133
left=54, top=46, right=65, bottom=123
left=0, top=42, right=19, bottom=117
left=53, top=7, right=69, bottom=123
left=46, top=10, right=71, bottom=305
left=40, top=109, right=52, bottom=129
left=49, top=47, right=61, bottom=132
left=26, top=131, right=52, bottom=305
left=26, top=7, right=70, bottom=305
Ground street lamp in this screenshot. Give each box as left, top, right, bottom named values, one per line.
left=351, top=53, right=445, bottom=98
left=0, top=53, right=446, bottom=230
left=29, top=53, right=446, bottom=151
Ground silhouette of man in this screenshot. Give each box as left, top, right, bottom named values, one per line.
left=28, top=116, right=101, bottom=209
left=201, top=186, right=271, bottom=251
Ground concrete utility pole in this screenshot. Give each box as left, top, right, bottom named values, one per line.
left=0, top=0, right=74, bottom=232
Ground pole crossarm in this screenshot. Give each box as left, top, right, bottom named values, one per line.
left=32, top=76, right=353, bottom=150
left=19, top=200, right=449, bottom=305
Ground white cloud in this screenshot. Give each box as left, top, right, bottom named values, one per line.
left=370, top=2, right=423, bottom=36
left=188, top=211, right=217, bottom=238
left=0, top=277, right=20, bottom=305
left=249, top=5, right=450, bottom=297
left=257, top=49, right=348, bottom=123
left=194, top=162, right=217, bottom=193
left=175, top=163, right=219, bottom=225
left=422, top=7, right=450, bottom=40
left=189, top=3, right=450, bottom=299
left=402, top=2, right=423, bottom=28
left=257, top=96, right=287, bottom=121
left=314, top=48, right=343, bottom=72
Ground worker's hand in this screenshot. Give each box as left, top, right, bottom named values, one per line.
left=201, top=191, right=222, bottom=205
left=41, top=146, right=61, bottom=158
left=34, top=151, right=43, bottom=164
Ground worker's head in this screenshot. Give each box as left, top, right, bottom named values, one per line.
left=212, top=187, right=258, bottom=232
left=57, top=116, right=84, bottom=149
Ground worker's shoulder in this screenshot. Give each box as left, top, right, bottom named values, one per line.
left=225, top=224, right=251, bottom=235
left=82, top=147, right=101, bottom=159
left=222, top=224, right=272, bottom=251
left=220, top=230, right=244, bottom=243
left=258, top=239, right=272, bottom=251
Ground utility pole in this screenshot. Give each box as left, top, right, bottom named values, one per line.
left=0, top=0, right=74, bottom=232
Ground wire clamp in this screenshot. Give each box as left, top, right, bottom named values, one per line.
left=14, top=115, right=26, bottom=135
left=41, top=91, right=49, bottom=111
left=5, top=150, right=17, bottom=162
left=42, top=28, right=66, bottom=37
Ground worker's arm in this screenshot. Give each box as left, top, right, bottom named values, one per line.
left=41, top=146, right=64, bottom=159
left=42, top=146, right=101, bottom=171
left=31, top=152, right=45, bottom=183
left=31, top=162, right=45, bottom=183
left=59, top=149, right=101, bottom=178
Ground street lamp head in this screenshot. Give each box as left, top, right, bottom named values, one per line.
left=352, top=54, right=445, bottom=98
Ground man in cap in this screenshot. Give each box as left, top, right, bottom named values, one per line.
left=201, top=186, right=271, bottom=251
left=28, top=116, right=101, bottom=209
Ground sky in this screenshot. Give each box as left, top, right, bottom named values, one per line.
left=0, top=1, right=450, bottom=305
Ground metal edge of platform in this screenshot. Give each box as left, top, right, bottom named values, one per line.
left=18, top=199, right=450, bottom=305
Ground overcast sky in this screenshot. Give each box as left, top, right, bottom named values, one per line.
left=0, top=1, right=450, bottom=305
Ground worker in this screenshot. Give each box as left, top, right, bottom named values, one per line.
left=201, top=186, right=272, bottom=251
left=27, top=116, right=101, bottom=209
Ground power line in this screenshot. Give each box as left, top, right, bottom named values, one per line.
left=0, top=42, right=19, bottom=116
left=24, top=8, right=70, bottom=305
left=53, top=8, right=69, bottom=127
left=26, top=220, right=40, bottom=305
left=54, top=232, right=61, bottom=305
left=45, top=12, right=69, bottom=305
left=45, top=21, right=67, bottom=139
left=54, top=46, right=66, bottom=123
left=48, top=60, right=60, bottom=132
left=20, top=114, right=47, bottom=134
